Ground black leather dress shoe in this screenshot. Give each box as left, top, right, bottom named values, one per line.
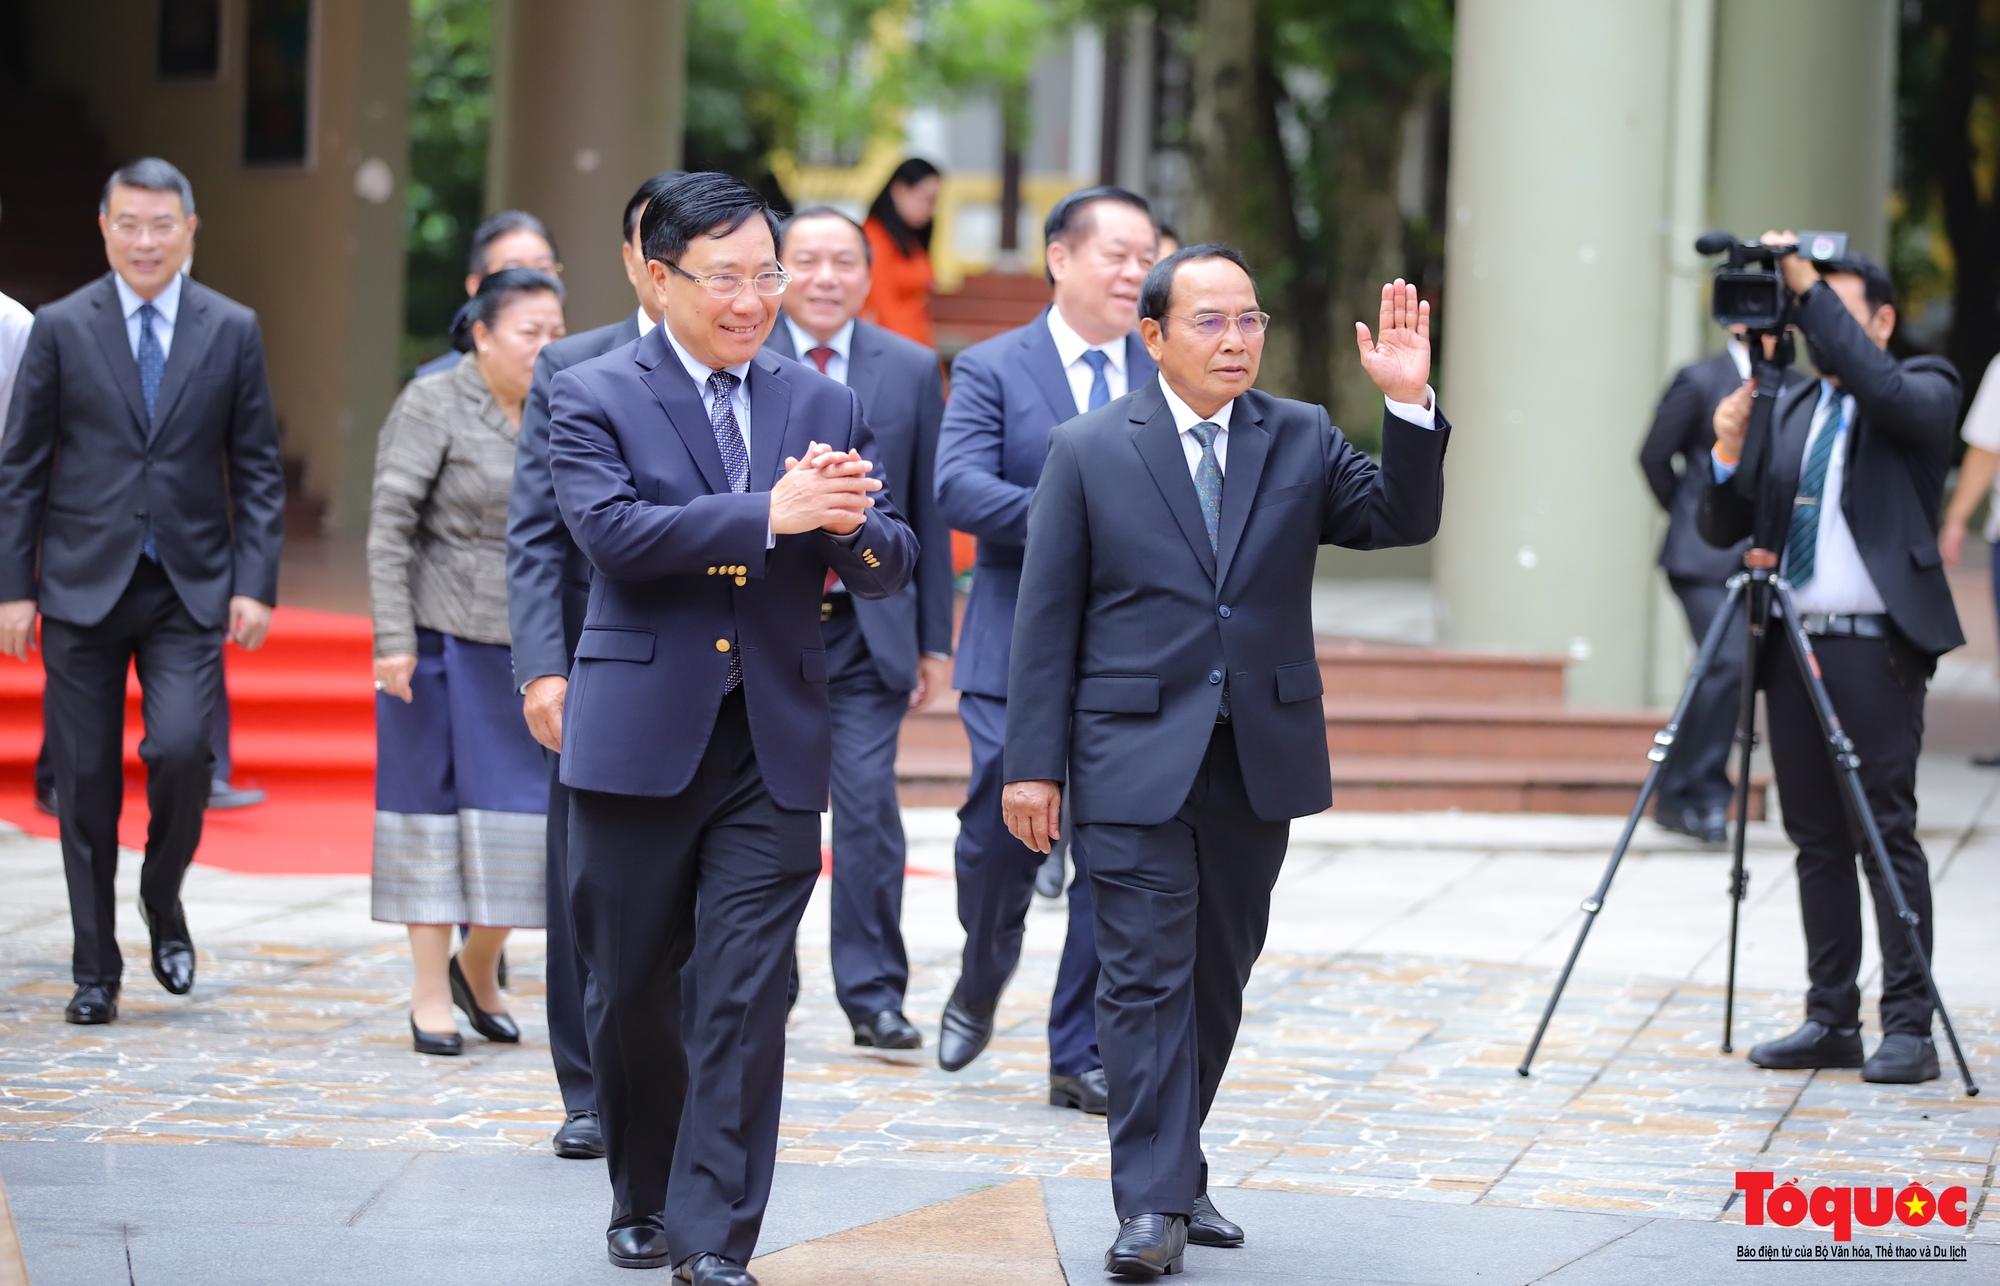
left=139, top=900, right=195, bottom=995
left=448, top=955, right=520, bottom=1042
left=1691, top=805, right=1728, bottom=845
left=1863, top=1034, right=1941, bottom=1084
left=410, top=1017, right=463, bottom=1056
left=1188, top=1192, right=1244, bottom=1248
left=607, top=1220, right=673, bottom=1270
left=938, top=989, right=996, bottom=1072
left=64, top=982, right=118, bottom=1025
left=674, top=1251, right=757, bottom=1285
left=553, top=1110, right=605, bottom=1159
left=1106, top=1213, right=1187, bottom=1278
left=33, top=785, right=56, bottom=817
left=853, top=1009, right=923, bottom=1049
left=1748, top=1020, right=1864, bottom=1070
left=1049, top=1065, right=1108, bottom=1114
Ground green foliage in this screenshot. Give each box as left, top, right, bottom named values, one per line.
left=907, top=0, right=1069, bottom=144
left=404, top=0, right=492, bottom=351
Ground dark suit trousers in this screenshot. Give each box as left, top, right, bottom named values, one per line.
left=42, top=559, right=223, bottom=986
left=1655, top=576, right=1745, bottom=820
left=567, top=690, right=821, bottom=1264
left=542, top=752, right=595, bottom=1114
left=824, top=610, right=912, bottom=1025
left=1080, top=720, right=1289, bottom=1219
left=1762, top=632, right=1935, bottom=1036
left=38, top=671, right=234, bottom=797
left=953, top=692, right=1101, bottom=1075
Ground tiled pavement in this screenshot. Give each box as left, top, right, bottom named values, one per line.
left=5, top=763, right=2000, bottom=1280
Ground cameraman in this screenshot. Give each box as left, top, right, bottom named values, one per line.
left=1702, top=234, right=1963, bottom=1084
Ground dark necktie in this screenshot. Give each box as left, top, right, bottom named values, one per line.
left=708, top=369, right=749, bottom=691
left=1785, top=386, right=1843, bottom=589
left=1082, top=349, right=1111, bottom=411
left=807, top=346, right=835, bottom=375
left=137, top=303, right=163, bottom=560
left=1189, top=420, right=1226, bottom=717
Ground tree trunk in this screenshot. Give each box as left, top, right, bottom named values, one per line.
left=997, top=80, right=1027, bottom=272
left=1936, top=0, right=1996, bottom=392
left=1325, top=96, right=1421, bottom=440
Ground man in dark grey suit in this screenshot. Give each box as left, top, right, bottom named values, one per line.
left=1004, top=246, right=1447, bottom=1275
left=765, top=207, right=952, bottom=1051
left=0, top=159, right=285, bottom=1027
left=506, top=170, right=678, bottom=1161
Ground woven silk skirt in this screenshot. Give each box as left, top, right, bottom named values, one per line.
left=370, top=629, right=547, bottom=927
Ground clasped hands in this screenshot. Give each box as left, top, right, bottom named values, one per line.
left=770, top=441, right=880, bottom=536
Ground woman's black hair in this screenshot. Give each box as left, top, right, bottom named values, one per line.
left=867, top=157, right=941, bottom=256
left=455, top=267, right=563, bottom=346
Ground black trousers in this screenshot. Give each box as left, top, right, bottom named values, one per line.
left=542, top=753, right=596, bottom=1114
left=823, top=609, right=913, bottom=1025
left=1079, top=721, right=1289, bottom=1219
left=1656, top=575, right=1744, bottom=821
left=1762, top=630, right=1935, bottom=1037
left=37, top=666, right=234, bottom=797
left=567, top=690, right=820, bottom=1265
left=42, top=559, right=223, bottom=986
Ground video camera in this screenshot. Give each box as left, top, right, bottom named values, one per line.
left=1697, top=229, right=1849, bottom=331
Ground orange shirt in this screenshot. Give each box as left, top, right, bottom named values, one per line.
left=862, top=215, right=935, bottom=349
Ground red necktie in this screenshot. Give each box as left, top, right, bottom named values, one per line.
left=808, top=346, right=835, bottom=374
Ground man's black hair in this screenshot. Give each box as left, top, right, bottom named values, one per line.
left=1042, top=185, right=1153, bottom=286
left=641, top=171, right=782, bottom=267
left=622, top=172, right=684, bottom=245
left=781, top=206, right=873, bottom=266
left=868, top=157, right=940, bottom=256
left=1821, top=252, right=1896, bottom=314
left=101, top=157, right=196, bottom=216
left=1139, top=243, right=1257, bottom=323
left=468, top=210, right=556, bottom=277
left=454, top=267, right=563, bottom=344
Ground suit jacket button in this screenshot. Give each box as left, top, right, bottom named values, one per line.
left=734, top=576, right=746, bottom=586
left=1208, top=670, right=1222, bottom=684
left=1218, top=604, right=1231, bottom=618
left=716, top=639, right=731, bottom=652
left=708, top=567, right=717, bottom=575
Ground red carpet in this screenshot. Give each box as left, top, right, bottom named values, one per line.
left=0, top=606, right=378, bottom=874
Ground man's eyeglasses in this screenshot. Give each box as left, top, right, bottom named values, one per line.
left=108, top=218, right=187, bottom=241
left=1170, top=311, right=1272, bottom=338
left=667, top=263, right=792, bottom=299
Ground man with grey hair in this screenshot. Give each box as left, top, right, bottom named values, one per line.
left=0, top=158, right=285, bottom=1027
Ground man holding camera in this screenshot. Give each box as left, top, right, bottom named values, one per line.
left=1702, top=235, right=1963, bottom=1085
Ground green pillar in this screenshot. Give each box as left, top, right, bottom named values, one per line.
left=1434, top=0, right=1680, bottom=706
left=488, top=0, right=688, bottom=332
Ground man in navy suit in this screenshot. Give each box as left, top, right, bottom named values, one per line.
left=506, top=169, right=679, bottom=1163
left=766, top=207, right=952, bottom=1051
left=548, top=172, right=917, bottom=1284
left=933, top=186, right=1159, bottom=1111
left=1005, top=248, right=1447, bottom=1275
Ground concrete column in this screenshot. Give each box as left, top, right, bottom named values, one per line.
left=488, top=0, right=687, bottom=332
left=1710, top=0, right=1897, bottom=260
left=1434, top=1, right=1680, bottom=706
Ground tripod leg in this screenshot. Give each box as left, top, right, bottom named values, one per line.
left=1722, top=586, right=1763, bottom=1054
left=1769, top=584, right=1979, bottom=1096
left=1518, top=576, right=1749, bottom=1076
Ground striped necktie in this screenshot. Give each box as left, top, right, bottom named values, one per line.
left=137, top=302, right=163, bottom=560
left=1784, top=387, right=1844, bottom=589
left=708, top=369, right=748, bottom=691
left=1189, top=420, right=1227, bottom=717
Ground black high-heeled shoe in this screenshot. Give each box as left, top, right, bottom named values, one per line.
left=410, top=1016, right=463, bottom=1056
left=449, top=955, right=520, bottom=1043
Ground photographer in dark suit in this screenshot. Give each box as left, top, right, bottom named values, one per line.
left=506, top=169, right=678, bottom=1162
left=1702, top=237, right=1962, bottom=1085
left=1638, top=336, right=1797, bottom=842
left=766, top=207, right=952, bottom=1052
left=0, top=159, right=284, bottom=1026
left=1004, top=247, right=1447, bottom=1274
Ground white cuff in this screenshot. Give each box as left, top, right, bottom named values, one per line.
left=1384, top=386, right=1437, bottom=430
left=1711, top=446, right=1739, bottom=483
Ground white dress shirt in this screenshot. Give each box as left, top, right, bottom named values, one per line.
left=1958, top=352, right=2000, bottom=541
left=784, top=316, right=854, bottom=387
left=114, top=270, right=182, bottom=361
left=663, top=324, right=753, bottom=453
left=1712, top=381, right=1885, bottom=615
left=1048, top=306, right=1128, bottom=416
left=1727, top=336, right=1750, bottom=381
left=0, top=289, right=33, bottom=435
left=637, top=306, right=657, bottom=339
left=1154, top=374, right=1437, bottom=483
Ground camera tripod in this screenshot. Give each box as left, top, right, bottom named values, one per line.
left=1516, top=341, right=1978, bottom=1094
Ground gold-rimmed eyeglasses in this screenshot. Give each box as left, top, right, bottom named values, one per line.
left=667, top=263, right=792, bottom=299
left=1169, top=311, right=1272, bottom=338
left=108, top=217, right=188, bottom=242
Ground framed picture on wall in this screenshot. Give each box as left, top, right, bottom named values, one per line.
left=243, top=0, right=314, bottom=166
left=157, top=0, right=222, bottom=80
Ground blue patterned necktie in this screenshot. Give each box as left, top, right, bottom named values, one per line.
left=1082, top=349, right=1111, bottom=411
left=1188, top=420, right=1227, bottom=717
left=137, top=302, right=163, bottom=560
left=708, top=369, right=749, bottom=691
left=1784, top=386, right=1844, bottom=588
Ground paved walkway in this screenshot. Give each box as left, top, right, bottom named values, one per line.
left=5, top=759, right=2000, bottom=1281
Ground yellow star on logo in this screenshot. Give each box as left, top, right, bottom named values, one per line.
left=1903, top=1193, right=1928, bottom=1218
